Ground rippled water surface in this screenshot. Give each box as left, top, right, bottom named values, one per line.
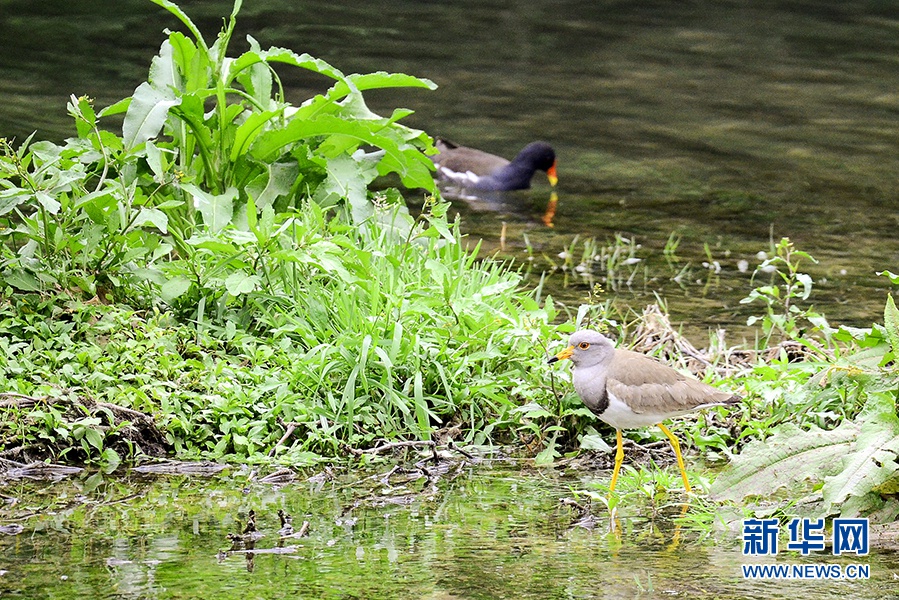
left=2, top=466, right=898, bottom=599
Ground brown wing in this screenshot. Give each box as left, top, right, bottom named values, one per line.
left=606, top=349, right=739, bottom=415
left=432, top=139, right=509, bottom=177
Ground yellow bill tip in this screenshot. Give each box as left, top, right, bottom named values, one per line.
left=547, top=163, right=558, bottom=187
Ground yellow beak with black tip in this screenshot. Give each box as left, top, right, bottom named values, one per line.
left=547, top=345, right=573, bottom=364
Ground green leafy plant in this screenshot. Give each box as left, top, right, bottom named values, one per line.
left=1, top=0, right=438, bottom=307
left=740, top=237, right=824, bottom=343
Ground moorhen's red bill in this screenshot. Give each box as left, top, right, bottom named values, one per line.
left=431, top=138, right=558, bottom=191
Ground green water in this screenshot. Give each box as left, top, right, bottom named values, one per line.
left=2, top=466, right=897, bottom=599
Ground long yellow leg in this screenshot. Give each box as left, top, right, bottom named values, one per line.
left=658, top=423, right=691, bottom=493
left=609, top=429, right=625, bottom=491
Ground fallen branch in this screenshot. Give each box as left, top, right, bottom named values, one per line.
left=296, top=520, right=310, bottom=538
left=269, top=419, right=304, bottom=457
left=0, top=392, right=42, bottom=409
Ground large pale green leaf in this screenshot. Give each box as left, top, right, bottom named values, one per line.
left=181, top=184, right=236, bottom=233
left=252, top=115, right=389, bottom=160
left=822, top=392, right=899, bottom=513
left=123, top=82, right=182, bottom=149
left=245, top=162, right=297, bottom=211
left=98, top=97, right=131, bottom=118
left=35, top=191, right=61, bottom=215
left=144, top=140, right=165, bottom=182
left=224, top=271, right=259, bottom=295
left=227, top=46, right=345, bottom=86
left=131, top=208, right=169, bottom=234
left=328, top=72, right=437, bottom=101
left=160, top=276, right=192, bottom=303
left=579, top=433, right=613, bottom=453
left=4, top=270, right=42, bottom=292
left=167, top=32, right=204, bottom=93
left=149, top=40, right=179, bottom=93
left=313, top=153, right=377, bottom=223
left=233, top=39, right=273, bottom=107
left=0, top=188, right=30, bottom=216
left=710, top=421, right=860, bottom=502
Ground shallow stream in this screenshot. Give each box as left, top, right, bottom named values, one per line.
left=2, top=464, right=898, bottom=599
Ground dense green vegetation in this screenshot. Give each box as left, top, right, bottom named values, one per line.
left=0, top=0, right=563, bottom=466
left=1, top=0, right=897, bottom=526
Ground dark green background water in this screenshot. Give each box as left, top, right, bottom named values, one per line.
left=2, top=0, right=898, bottom=339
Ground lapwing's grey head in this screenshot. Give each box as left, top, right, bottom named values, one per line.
left=547, top=329, right=615, bottom=368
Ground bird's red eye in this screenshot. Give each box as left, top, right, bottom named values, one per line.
left=578, top=342, right=590, bottom=350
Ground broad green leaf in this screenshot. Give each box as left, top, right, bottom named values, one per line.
left=185, top=235, right=238, bottom=253
left=822, top=392, right=899, bottom=514
left=167, top=32, right=204, bottom=93
left=710, top=421, right=860, bottom=502
left=181, top=184, right=236, bottom=233
left=253, top=115, right=436, bottom=192
left=244, top=192, right=258, bottom=231
left=35, top=191, right=61, bottom=215
left=314, top=153, right=375, bottom=223
left=224, top=271, right=259, bottom=295
left=84, top=428, right=103, bottom=451
left=144, top=140, right=166, bottom=182
left=252, top=114, right=397, bottom=161
left=349, top=72, right=436, bottom=92
left=123, top=82, right=182, bottom=149
left=245, top=161, right=296, bottom=211
left=234, top=38, right=274, bottom=105
left=795, top=272, right=813, bottom=299
left=0, top=188, right=30, bottom=216
left=131, top=208, right=169, bottom=233
left=149, top=39, right=180, bottom=93
left=98, top=96, right=131, bottom=118
left=512, top=402, right=554, bottom=419
left=161, top=276, right=192, bottom=303
left=68, top=94, right=96, bottom=138
left=4, top=270, right=42, bottom=292
left=329, top=72, right=437, bottom=100
left=17, top=239, right=38, bottom=259
left=579, top=433, right=613, bottom=452
left=101, top=448, right=122, bottom=472
left=169, top=94, right=214, bottom=161
left=228, top=46, right=345, bottom=85
left=535, top=434, right=560, bottom=466
left=374, top=144, right=437, bottom=192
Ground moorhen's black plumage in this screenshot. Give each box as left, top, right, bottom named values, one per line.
left=431, top=138, right=558, bottom=191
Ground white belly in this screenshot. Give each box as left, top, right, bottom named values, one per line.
left=597, top=392, right=689, bottom=430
